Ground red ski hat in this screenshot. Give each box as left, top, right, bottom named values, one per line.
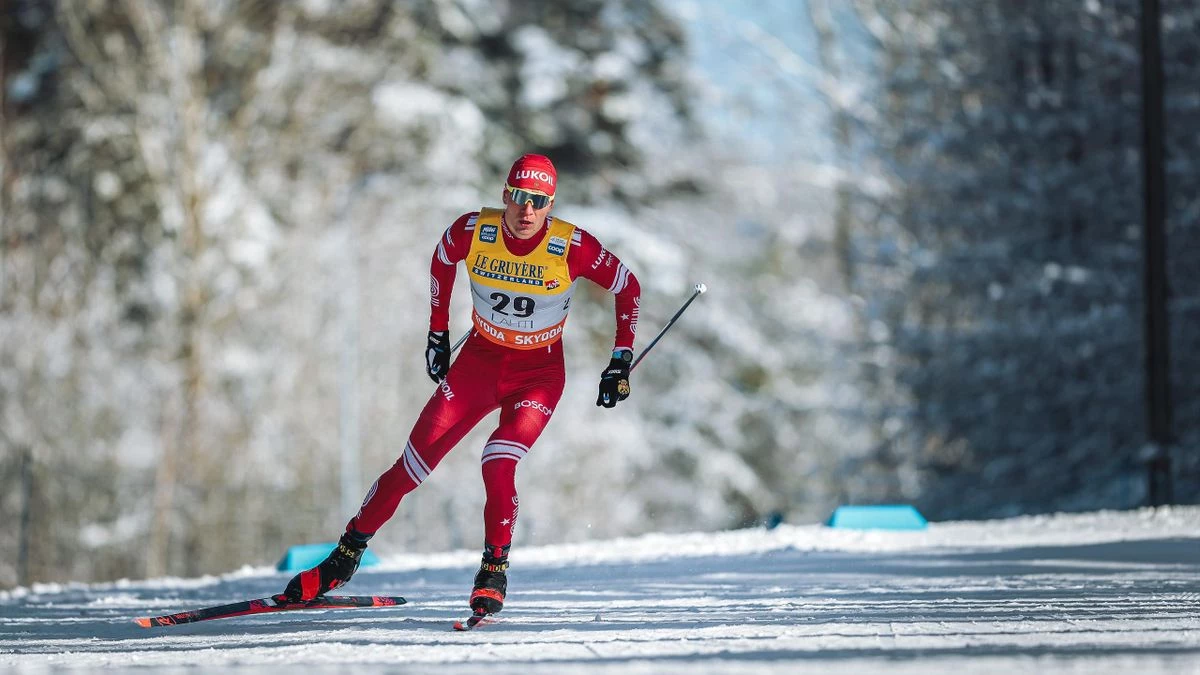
left=506, top=154, right=557, bottom=196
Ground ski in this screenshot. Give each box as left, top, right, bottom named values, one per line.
left=452, top=608, right=495, bottom=631
left=135, top=593, right=406, bottom=628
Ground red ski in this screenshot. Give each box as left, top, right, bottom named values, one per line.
left=135, top=594, right=406, bottom=628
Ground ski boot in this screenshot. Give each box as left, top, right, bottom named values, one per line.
left=469, top=543, right=510, bottom=614
left=283, top=531, right=371, bottom=601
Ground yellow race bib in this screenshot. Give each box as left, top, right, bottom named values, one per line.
left=466, top=208, right=576, bottom=349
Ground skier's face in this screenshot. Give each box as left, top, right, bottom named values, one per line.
left=503, top=187, right=553, bottom=240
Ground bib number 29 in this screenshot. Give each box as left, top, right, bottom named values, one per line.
left=490, top=292, right=535, bottom=318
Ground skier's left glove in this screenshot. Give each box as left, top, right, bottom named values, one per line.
left=596, top=349, right=633, bottom=408
left=425, top=330, right=451, bottom=383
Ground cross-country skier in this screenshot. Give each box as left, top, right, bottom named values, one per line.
left=284, top=154, right=641, bottom=617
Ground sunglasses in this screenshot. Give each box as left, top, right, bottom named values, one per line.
left=506, top=185, right=554, bottom=210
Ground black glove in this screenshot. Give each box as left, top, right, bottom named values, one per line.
left=425, top=330, right=451, bottom=383
left=596, top=349, right=633, bottom=408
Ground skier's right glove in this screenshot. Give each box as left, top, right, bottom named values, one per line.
left=425, top=330, right=451, bottom=382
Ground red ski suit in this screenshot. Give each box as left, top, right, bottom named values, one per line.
left=346, top=210, right=640, bottom=549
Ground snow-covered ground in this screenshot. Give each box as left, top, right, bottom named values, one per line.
left=2, top=507, right=1198, bottom=673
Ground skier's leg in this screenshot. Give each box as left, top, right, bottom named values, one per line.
left=349, top=354, right=498, bottom=536
left=285, top=345, right=497, bottom=600
left=482, top=378, right=565, bottom=547
left=470, top=357, right=564, bottom=613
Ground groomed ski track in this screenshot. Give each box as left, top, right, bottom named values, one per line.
left=2, top=507, right=1198, bottom=674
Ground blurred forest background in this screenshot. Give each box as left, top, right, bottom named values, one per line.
left=1, top=0, right=1197, bottom=588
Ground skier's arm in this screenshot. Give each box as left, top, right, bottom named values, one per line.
left=426, top=213, right=476, bottom=382
left=569, top=228, right=641, bottom=352
left=429, top=212, right=477, bottom=332
left=570, top=228, right=641, bottom=408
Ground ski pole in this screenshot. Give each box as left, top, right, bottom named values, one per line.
left=452, top=329, right=470, bottom=353
left=631, top=282, right=707, bottom=371
left=450, top=281, right=709, bottom=363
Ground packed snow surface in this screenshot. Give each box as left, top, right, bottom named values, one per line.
left=2, top=507, right=1198, bottom=673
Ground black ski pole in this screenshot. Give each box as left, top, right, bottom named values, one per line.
left=632, top=282, right=707, bottom=371
left=450, top=282, right=708, bottom=363
left=452, top=329, right=471, bottom=353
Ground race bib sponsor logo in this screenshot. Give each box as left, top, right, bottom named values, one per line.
left=471, top=253, right=546, bottom=286
left=491, top=315, right=535, bottom=329
left=545, top=278, right=560, bottom=291
left=480, top=224, right=498, bottom=243
left=514, top=399, right=554, bottom=416
left=547, top=235, right=567, bottom=256
left=475, top=314, right=506, bottom=342
left=513, top=324, right=563, bottom=346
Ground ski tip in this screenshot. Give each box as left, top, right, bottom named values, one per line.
left=371, top=595, right=407, bottom=607
left=134, top=618, right=153, bottom=628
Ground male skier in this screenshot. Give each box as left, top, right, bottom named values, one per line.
left=284, top=154, right=641, bottom=617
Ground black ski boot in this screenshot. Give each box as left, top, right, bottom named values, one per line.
left=468, top=543, right=510, bottom=614
left=284, top=531, right=371, bottom=601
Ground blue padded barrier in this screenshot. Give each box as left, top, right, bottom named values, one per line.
left=276, top=543, right=381, bottom=572
left=826, top=505, right=928, bottom=531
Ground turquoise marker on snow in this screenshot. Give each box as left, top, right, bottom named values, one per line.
left=826, top=505, right=928, bottom=530
left=277, top=543, right=381, bottom=572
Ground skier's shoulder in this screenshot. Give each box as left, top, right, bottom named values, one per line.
left=562, top=221, right=606, bottom=274
left=553, top=217, right=591, bottom=247
left=437, top=211, right=486, bottom=260
left=450, top=211, right=482, bottom=230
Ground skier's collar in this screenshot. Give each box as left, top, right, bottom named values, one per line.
left=500, top=213, right=548, bottom=240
